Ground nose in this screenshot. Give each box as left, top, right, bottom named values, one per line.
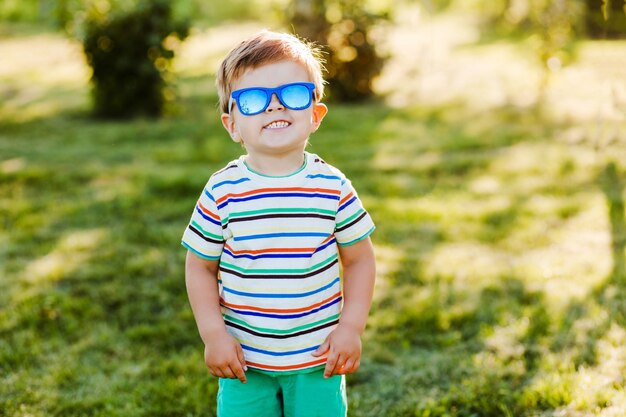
left=265, top=93, right=285, bottom=113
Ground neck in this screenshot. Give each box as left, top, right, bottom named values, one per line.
left=245, top=152, right=306, bottom=177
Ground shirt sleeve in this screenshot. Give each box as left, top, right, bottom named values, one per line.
left=334, top=177, right=375, bottom=246
left=181, top=183, right=225, bottom=260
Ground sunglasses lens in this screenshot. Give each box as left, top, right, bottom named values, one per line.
left=233, top=83, right=314, bottom=115
left=237, top=89, right=268, bottom=115
left=281, top=84, right=312, bottom=110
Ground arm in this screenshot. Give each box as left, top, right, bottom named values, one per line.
left=185, top=251, right=247, bottom=383
left=312, top=237, right=376, bottom=377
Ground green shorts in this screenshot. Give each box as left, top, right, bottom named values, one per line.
left=217, top=368, right=347, bottom=417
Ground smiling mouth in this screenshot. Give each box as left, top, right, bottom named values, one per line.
left=264, top=120, right=291, bottom=129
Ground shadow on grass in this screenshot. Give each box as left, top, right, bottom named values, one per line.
left=351, top=158, right=626, bottom=417
left=354, top=264, right=558, bottom=417
left=598, top=161, right=626, bottom=286
left=553, top=161, right=626, bottom=368
left=343, top=107, right=624, bottom=416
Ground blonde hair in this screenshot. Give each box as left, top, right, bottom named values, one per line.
left=216, top=30, right=326, bottom=114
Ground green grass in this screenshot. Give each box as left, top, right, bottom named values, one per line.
left=2, top=21, right=626, bottom=417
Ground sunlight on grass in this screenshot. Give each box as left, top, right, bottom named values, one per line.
left=372, top=145, right=439, bottom=172
left=419, top=187, right=613, bottom=310
left=0, top=32, right=89, bottom=122
left=89, top=169, right=142, bottom=203
left=519, top=323, right=626, bottom=417
left=482, top=316, right=530, bottom=362
left=0, top=157, right=26, bottom=174
left=422, top=192, right=513, bottom=223
left=571, top=324, right=626, bottom=412
left=550, top=41, right=626, bottom=123
left=372, top=244, right=403, bottom=301
left=489, top=142, right=585, bottom=186
left=424, top=241, right=512, bottom=285
left=23, top=228, right=107, bottom=287
left=516, top=196, right=612, bottom=306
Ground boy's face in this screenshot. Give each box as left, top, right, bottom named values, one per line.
left=221, top=61, right=327, bottom=159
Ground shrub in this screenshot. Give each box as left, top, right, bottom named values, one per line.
left=82, top=0, right=189, bottom=119
left=289, top=0, right=390, bottom=102
left=585, top=0, right=626, bottom=38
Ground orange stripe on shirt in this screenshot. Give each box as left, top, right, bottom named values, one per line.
left=224, top=243, right=315, bottom=255
left=246, top=357, right=327, bottom=371
left=224, top=235, right=334, bottom=255
left=216, top=187, right=341, bottom=205
left=221, top=292, right=341, bottom=314
left=339, top=191, right=354, bottom=205
left=197, top=201, right=220, bottom=221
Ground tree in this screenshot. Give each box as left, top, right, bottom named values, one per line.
left=586, top=0, right=626, bottom=38
left=289, top=0, right=390, bottom=101
left=82, top=0, right=189, bottom=118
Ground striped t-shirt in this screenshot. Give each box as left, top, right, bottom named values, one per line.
left=181, top=152, right=375, bottom=373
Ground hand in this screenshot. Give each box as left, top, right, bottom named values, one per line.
left=311, top=324, right=362, bottom=378
left=204, top=331, right=247, bottom=383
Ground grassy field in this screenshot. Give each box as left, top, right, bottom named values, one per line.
left=2, top=13, right=626, bottom=417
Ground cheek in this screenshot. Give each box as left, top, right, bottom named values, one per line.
left=238, top=120, right=261, bottom=133
left=307, top=113, right=320, bottom=130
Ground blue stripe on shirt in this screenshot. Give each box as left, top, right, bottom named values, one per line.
left=195, top=205, right=222, bottom=226
left=241, top=344, right=320, bottom=357
left=234, top=232, right=331, bottom=241
left=221, top=277, right=341, bottom=298
left=306, top=174, right=341, bottom=180
left=213, top=177, right=250, bottom=189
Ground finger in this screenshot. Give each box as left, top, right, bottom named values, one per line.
left=230, top=363, right=247, bottom=384
left=323, top=352, right=337, bottom=378
left=342, top=359, right=355, bottom=374
left=324, top=352, right=343, bottom=378
left=312, top=339, right=330, bottom=357
left=212, top=367, right=225, bottom=379
left=347, top=359, right=361, bottom=374
left=331, top=354, right=346, bottom=377
left=220, top=366, right=236, bottom=380
left=236, top=344, right=248, bottom=371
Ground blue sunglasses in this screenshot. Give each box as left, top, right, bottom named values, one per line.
left=229, top=82, right=315, bottom=116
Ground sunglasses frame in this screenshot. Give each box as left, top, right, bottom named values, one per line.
left=229, top=82, right=316, bottom=116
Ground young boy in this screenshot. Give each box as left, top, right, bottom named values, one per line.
left=181, top=30, right=376, bottom=417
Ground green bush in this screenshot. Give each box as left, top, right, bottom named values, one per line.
left=585, top=0, right=626, bottom=38
left=82, top=0, right=189, bottom=119
left=289, top=0, right=389, bottom=102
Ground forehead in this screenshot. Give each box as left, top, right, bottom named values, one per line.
left=233, top=61, right=311, bottom=91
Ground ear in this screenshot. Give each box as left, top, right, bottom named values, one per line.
left=221, top=113, right=241, bottom=143
left=310, top=103, right=328, bottom=133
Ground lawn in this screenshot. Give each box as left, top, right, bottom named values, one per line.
left=1, top=11, right=626, bottom=417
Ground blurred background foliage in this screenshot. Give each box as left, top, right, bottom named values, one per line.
left=0, top=0, right=390, bottom=114
left=82, top=0, right=189, bottom=118
left=2, top=0, right=624, bottom=38
left=1, top=0, right=624, bottom=115
left=289, top=0, right=391, bottom=101
left=0, top=0, right=291, bottom=32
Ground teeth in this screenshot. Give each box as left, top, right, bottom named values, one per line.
left=265, top=121, right=290, bottom=129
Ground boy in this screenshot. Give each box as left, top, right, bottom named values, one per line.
left=182, top=30, right=376, bottom=417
